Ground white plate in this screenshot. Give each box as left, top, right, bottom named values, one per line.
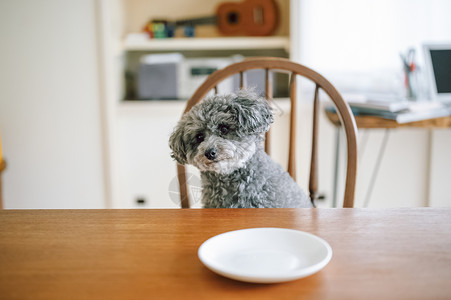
left=198, top=228, right=332, bottom=283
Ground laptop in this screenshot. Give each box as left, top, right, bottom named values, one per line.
left=423, top=43, right=451, bottom=105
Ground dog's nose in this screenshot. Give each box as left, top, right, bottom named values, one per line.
left=205, top=148, right=218, bottom=161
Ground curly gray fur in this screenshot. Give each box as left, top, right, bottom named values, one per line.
left=169, top=89, right=311, bottom=208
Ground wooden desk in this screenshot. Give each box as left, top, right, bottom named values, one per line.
left=325, top=109, right=451, bottom=129
left=325, top=109, right=451, bottom=207
left=1, top=208, right=450, bottom=299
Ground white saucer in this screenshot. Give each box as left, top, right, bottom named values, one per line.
left=198, top=228, right=332, bottom=283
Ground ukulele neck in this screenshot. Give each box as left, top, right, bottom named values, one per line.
left=174, top=16, right=217, bottom=27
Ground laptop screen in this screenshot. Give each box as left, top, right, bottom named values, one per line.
left=424, top=44, right=451, bottom=102
left=430, top=49, right=451, bottom=93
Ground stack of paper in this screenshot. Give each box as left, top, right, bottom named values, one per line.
left=343, top=94, right=451, bottom=123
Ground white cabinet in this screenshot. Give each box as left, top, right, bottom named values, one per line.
left=115, top=102, right=183, bottom=208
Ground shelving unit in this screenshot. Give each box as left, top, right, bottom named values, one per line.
left=101, top=0, right=296, bottom=208
left=122, top=35, right=290, bottom=100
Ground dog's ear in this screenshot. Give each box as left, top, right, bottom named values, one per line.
left=233, top=90, right=274, bottom=134
left=169, top=123, right=188, bottom=165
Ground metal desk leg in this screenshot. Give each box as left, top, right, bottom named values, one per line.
left=332, top=127, right=340, bottom=208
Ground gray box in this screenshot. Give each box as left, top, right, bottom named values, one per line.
left=137, top=63, right=177, bottom=99
left=136, top=58, right=287, bottom=100
left=232, top=69, right=268, bottom=95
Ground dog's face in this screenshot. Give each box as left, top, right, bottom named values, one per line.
left=169, top=90, right=274, bottom=174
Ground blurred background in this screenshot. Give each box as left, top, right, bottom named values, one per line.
left=0, top=0, right=450, bottom=209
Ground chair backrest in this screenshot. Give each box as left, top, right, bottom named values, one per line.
left=176, top=57, right=358, bottom=208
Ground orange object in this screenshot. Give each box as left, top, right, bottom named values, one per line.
left=216, top=0, right=279, bottom=36
left=0, top=129, right=3, bottom=161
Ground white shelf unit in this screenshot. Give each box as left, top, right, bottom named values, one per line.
left=100, top=0, right=296, bottom=208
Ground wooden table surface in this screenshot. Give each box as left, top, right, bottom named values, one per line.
left=1, top=208, right=450, bottom=300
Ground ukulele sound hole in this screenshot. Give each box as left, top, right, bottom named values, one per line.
left=227, top=11, right=240, bottom=24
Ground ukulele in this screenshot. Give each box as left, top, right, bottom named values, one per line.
left=144, top=0, right=279, bottom=38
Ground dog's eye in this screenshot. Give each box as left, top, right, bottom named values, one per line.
left=218, top=124, right=229, bottom=135
left=195, top=132, right=204, bottom=143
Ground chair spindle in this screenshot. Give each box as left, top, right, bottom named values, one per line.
left=264, top=68, right=273, bottom=155
left=177, top=164, right=190, bottom=208
left=287, top=72, right=297, bottom=180
left=240, top=71, right=246, bottom=89
left=309, top=84, right=320, bottom=207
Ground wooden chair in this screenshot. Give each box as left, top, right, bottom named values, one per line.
left=176, top=57, right=358, bottom=208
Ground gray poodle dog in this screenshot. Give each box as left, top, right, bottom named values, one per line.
left=169, top=89, right=311, bottom=208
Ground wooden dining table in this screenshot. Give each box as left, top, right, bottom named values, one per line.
left=1, top=208, right=450, bottom=299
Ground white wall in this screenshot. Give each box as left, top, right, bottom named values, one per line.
left=299, top=0, right=451, bottom=94
left=0, top=0, right=105, bottom=208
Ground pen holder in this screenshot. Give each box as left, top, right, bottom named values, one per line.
left=405, top=69, right=418, bottom=100
left=401, top=48, right=425, bottom=101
